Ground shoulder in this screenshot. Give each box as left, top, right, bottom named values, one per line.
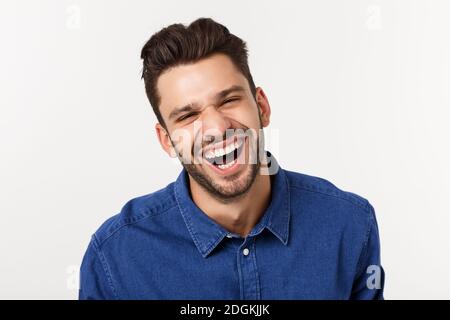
left=283, top=169, right=376, bottom=221
left=92, top=181, right=178, bottom=247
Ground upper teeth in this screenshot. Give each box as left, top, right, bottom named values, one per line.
left=204, top=138, right=243, bottom=159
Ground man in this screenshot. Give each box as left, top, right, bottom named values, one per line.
left=79, top=17, right=384, bottom=299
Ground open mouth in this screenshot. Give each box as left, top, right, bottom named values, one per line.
left=203, top=136, right=245, bottom=170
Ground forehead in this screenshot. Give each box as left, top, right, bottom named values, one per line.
left=157, top=53, right=249, bottom=118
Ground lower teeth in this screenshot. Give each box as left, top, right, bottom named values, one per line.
left=217, top=159, right=236, bottom=170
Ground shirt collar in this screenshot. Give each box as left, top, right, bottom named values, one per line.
left=174, top=151, right=291, bottom=258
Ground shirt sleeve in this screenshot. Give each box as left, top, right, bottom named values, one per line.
left=79, top=235, right=117, bottom=300
left=350, top=202, right=385, bottom=300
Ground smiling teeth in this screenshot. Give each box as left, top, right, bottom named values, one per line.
left=217, top=159, right=236, bottom=169
left=204, top=138, right=244, bottom=159
left=205, top=150, right=215, bottom=159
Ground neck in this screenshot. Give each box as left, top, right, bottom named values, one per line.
left=189, top=169, right=272, bottom=237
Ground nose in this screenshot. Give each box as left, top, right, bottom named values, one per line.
left=199, top=106, right=232, bottom=139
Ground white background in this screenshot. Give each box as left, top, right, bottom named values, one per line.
left=1, top=0, right=449, bottom=299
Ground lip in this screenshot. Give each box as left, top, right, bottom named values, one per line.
left=203, top=136, right=248, bottom=176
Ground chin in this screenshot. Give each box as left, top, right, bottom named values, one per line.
left=185, top=161, right=259, bottom=201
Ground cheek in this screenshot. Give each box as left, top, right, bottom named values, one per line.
left=170, top=126, right=196, bottom=155
left=231, top=106, right=261, bottom=129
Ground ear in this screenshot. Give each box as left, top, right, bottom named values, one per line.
left=255, top=87, right=271, bottom=127
left=155, top=123, right=177, bottom=158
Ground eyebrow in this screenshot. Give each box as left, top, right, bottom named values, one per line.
left=168, top=85, right=246, bottom=121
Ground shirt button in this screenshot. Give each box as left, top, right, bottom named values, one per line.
left=226, top=234, right=232, bottom=238
left=242, top=248, right=250, bottom=256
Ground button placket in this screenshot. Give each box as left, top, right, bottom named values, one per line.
left=236, top=237, right=260, bottom=299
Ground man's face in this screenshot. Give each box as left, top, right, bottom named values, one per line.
left=156, top=53, right=270, bottom=201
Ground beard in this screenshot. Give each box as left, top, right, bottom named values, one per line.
left=183, top=155, right=260, bottom=203
left=174, top=126, right=263, bottom=203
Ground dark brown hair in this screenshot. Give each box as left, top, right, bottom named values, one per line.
left=140, top=17, right=257, bottom=127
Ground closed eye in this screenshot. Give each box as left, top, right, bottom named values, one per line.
left=177, top=112, right=198, bottom=122
left=176, top=97, right=240, bottom=122
left=222, top=97, right=241, bottom=105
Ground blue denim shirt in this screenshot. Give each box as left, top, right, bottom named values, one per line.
left=79, top=156, right=384, bottom=300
